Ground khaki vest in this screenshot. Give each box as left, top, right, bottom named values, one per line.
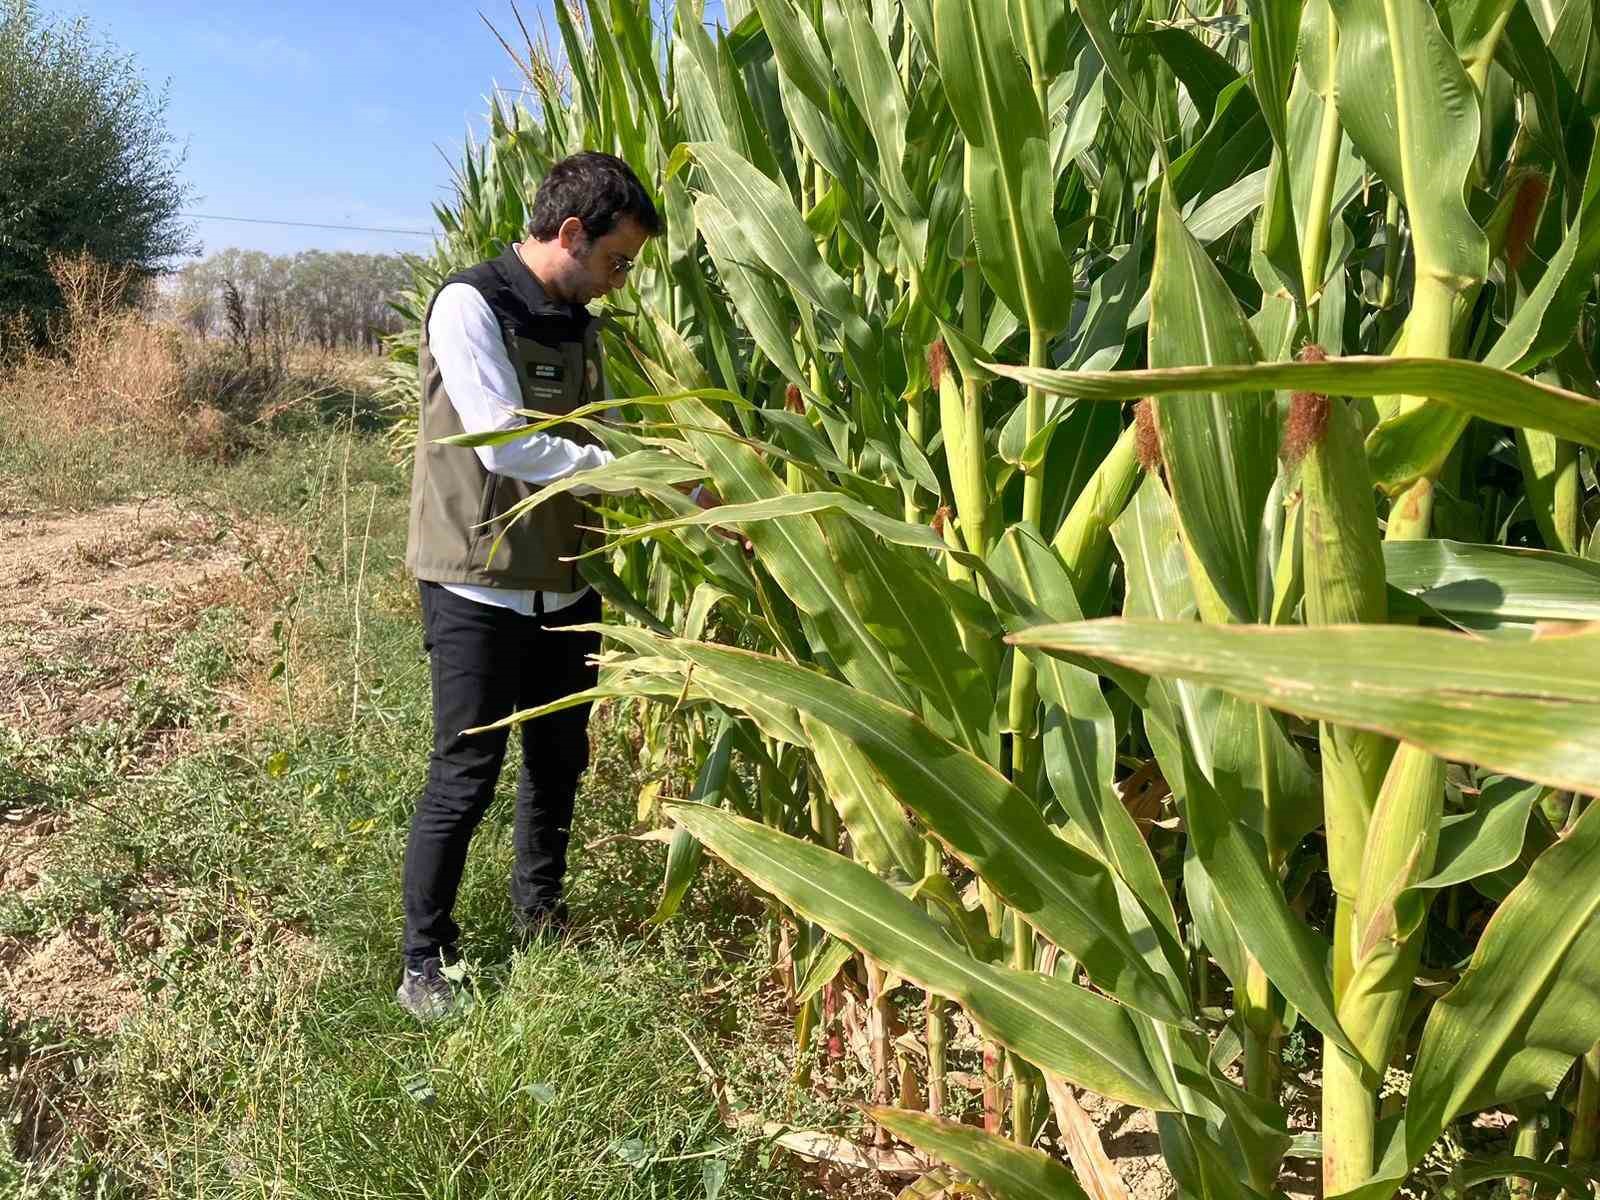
left=404, top=254, right=607, bottom=592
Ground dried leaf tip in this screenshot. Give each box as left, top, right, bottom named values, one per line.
left=1134, top=398, right=1163, bottom=473
left=928, top=340, right=950, bottom=389
left=785, top=383, right=805, bottom=414
left=1282, top=343, right=1330, bottom=466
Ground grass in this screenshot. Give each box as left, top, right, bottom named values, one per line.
left=0, top=348, right=862, bottom=1197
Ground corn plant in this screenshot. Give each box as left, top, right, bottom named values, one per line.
left=401, top=0, right=1600, bottom=1195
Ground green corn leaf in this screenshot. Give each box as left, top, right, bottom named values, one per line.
left=678, top=142, right=881, bottom=395
left=1405, top=801, right=1600, bottom=1163
left=1416, top=776, right=1543, bottom=892
left=1010, top=618, right=1600, bottom=796
left=651, top=718, right=737, bottom=923
left=823, top=0, right=928, bottom=271
left=1517, top=425, right=1581, bottom=556
left=933, top=0, right=1071, bottom=332
left=693, top=193, right=809, bottom=393
left=825, top=520, right=1001, bottom=762
left=1110, top=477, right=1221, bottom=787
left=1074, top=0, right=1163, bottom=149
left=866, top=1108, right=1090, bottom=1200
left=805, top=714, right=924, bottom=882
left=669, top=804, right=1175, bottom=1109
left=576, top=557, right=673, bottom=637
left=1144, top=28, right=1241, bottom=123
left=1382, top=539, right=1600, bottom=631
left=1147, top=185, right=1279, bottom=623
left=987, top=523, right=1182, bottom=951
left=777, top=65, right=855, bottom=184
left=655, top=637, right=1195, bottom=1027
left=665, top=395, right=913, bottom=709
left=1179, top=732, right=1354, bottom=1057
left=1485, top=122, right=1600, bottom=373
left=1444, top=1158, right=1600, bottom=1199
left=1010, top=0, right=1073, bottom=83
left=747, top=0, right=834, bottom=113
left=1167, top=78, right=1271, bottom=212
left=794, top=934, right=854, bottom=1004
left=1328, top=0, right=1488, bottom=288
left=1244, top=0, right=1306, bottom=293
left=988, top=355, right=1600, bottom=457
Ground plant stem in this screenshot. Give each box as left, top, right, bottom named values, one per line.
left=1573, top=1044, right=1600, bottom=1165
left=1007, top=330, right=1049, bottom=781
left=1511, top=1100, right=1545, bottom=1200
left=1010, top=907, right=1035, bottom=1143
left=905, top=388, right=925, bottom=524
left=1379, top=192, right=1402, bottom=312
left=1385, top=273, right=1456, bottom=541
left=924, top=838, right=948, bottom=1117
left=1325, top=904, right=1377, bottom=1191
left=866, top=957, right=893, bottom=1141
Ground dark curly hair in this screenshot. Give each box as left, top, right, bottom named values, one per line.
left=527, top=151, right=664, bottom=242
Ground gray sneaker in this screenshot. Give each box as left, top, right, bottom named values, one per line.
left=396, top=955, right=464, bottom=1022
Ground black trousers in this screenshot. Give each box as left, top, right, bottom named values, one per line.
left=401, top=581, right=601, bottom=965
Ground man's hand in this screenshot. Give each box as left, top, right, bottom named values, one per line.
left=675, top=482, right=753, bottom=554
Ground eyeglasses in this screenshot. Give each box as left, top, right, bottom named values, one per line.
left=607, top=252, right=635, bottom=280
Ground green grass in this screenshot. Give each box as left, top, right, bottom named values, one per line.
left=0, top=418, right=853, bottom=1199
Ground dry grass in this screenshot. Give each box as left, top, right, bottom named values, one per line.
left=0, top=254, right=385, bottom=512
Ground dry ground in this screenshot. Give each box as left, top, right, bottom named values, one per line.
left=0, top=498, right=310, bottom=735
left=0, top=498, right=301, bottom=1038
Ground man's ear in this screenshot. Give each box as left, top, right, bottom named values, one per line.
left=557, top=216, right=586, bottom=252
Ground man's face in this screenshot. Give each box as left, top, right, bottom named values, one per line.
left=556, top=215, right=650, bottom=305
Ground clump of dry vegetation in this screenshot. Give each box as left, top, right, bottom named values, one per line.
left=0, top=253, right=383, bottom=509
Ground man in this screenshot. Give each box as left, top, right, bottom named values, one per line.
left=397, top=151, right=664, bottom=1020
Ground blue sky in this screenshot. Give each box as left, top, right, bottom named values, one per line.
left=49, top=2, right=725, bottom=260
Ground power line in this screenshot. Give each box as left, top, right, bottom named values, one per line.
left=182, top=212, right=435, bottom=236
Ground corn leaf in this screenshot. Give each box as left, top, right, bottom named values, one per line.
left=1146, top=186, right=1279, bottom=623
left=1416, top=777, right=1543, bottom=892
left=1328, top=0, right=1488, bottom=287
left=1405, top=801, right=1600, bottom=1162
left=1382, top=539, right=1600, bottom=631
left=932, top=0, right=1070, bottom=331
left=866, top=1107, right=1091, bottom=1200
left=989, top=355, right=1600, bottom=455
left=1010, top=618, right=1600, bottom=795
left=664, top=395, right=913, bottom=709
left=805, top=715, right=924, bottom=882
left=988, top=523, right=1182, bottom=950
left=669, top=804, right=1175, bottom=1109
left=658, top=637, right=1196, bottom=1027
left=651, top=718, right=737, bottom=923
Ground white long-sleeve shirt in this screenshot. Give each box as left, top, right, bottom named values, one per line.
left=427, top=281, right=615, bottom=616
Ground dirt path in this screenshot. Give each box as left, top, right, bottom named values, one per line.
left=0, top=498, right=288, bottom=1037
left=0, top=499, right=269, bottom=735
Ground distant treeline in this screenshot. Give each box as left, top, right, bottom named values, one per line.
left=171, top=249, right=414, bottom=353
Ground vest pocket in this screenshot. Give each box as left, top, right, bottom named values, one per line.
left=470, top=472, right=499, bottom=560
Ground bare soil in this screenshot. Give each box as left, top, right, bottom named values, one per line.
left=0, top=499, right=251, bottom=735
left=4, top=925, right=141, bottom=1037
left=1075, top=1090, right=1172, bottom=1200
left=0, top=499, right=293, bottom=1042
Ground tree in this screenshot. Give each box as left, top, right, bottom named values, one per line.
left=0, top=0, right=197, bottom=343
left=172, top=250, right=411, bottom=352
